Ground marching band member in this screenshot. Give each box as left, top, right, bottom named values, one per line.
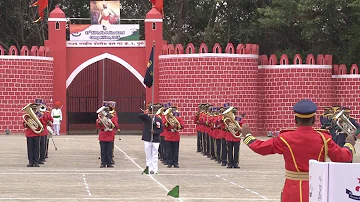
left=242, top=100, right=356, bottom=202
left=213, top=107, right=223, bottom=164
left=204, top=104, right=212, bottom=158
left=22, top=98, right=43, bottom=167
left=51, top=101, right=62, bottom=136
left=219, top=106, right=228, bottom=166
left=208, top=107, right=216, bottom=160
left=334, top=106, right=360, bottom=147
left=139, top=103, right=164, bottom=174
left=199, top=104, right=207, bottom=156
left=39, top=101, right=53, bottom=164
left=194, top=104, right=203, bottom=153
left=96, top=101, right=119, bottom=168
left=164, top=106, right=184, bottom=168
left=159, top=103, right=169, bottom=164
left=225, top=107, right=241, bottom=169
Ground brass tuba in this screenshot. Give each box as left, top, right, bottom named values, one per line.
left=22, top=103, right=44, bottom=134
left=96, top=106, right=115, bottom=131
left=334, top=110, right=357, bottom=137
left=164, top=108, right=181, bottom=131
left=222, top=106, right=242, bottom=138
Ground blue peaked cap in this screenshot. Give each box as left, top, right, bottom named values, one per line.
left=293, top=99, right=317, bottom=118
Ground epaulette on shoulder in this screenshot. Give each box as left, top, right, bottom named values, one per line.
left=315, top=128, right=331, bottom=135
left=279, top=128, right=296, bottom=134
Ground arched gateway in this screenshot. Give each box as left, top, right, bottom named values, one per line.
left=45, top=6, right=163, bottom=134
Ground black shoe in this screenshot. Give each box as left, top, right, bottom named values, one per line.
left=167, top=164, right=173, bottom=168
left=27, top=164, right=33, bottom=167
left=39, top=161, right=44, bottom=164
left=227, top=165, right=233, bottom=168
left=107, top=164, right=114, bottom=168
left=100, top=164, right=106, bottom=168
left=196, top=150, right=201, bottom=153
left=33, top=164, right=40, bottom=167
left=174, top=165, right=179, bottom=168
left=221, top=163, right=227, bottom=166
left=210, top=157, right=216, bottom=160
left=233, top=165, right=240, bottom=169
left=110, top=160, right=115, bottom=165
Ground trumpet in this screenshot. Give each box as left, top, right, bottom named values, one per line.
left=22, top=103, right=44, bottom=134
left=334, top=110, right=357, bottom=137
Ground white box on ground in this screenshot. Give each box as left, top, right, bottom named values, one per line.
left=309, top=160, right=360, bottom=202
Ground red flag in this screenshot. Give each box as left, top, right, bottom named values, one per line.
left=149, top=0, right=164, bottom=17
left=30, top=0, right=49, bottom=22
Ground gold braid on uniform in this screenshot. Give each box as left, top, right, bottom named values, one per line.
left=344, top=143, right=356, bottom=157
left=244, top=134, right=256, bottom=145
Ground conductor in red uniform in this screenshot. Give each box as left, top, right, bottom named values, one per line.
left=242, top=99, right=356, bottom=202
left=96, top=101, right=119, bottom=168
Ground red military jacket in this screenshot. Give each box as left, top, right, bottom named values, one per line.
left=212, top=115, right=221, bottom=139
left=39, top=111, right=53, bottom=137
left=160, top=115, right=167, bottom=137
left=164, top=116, right=185, bottom=142
left=243, top=126, right=355, bottom=202
left=97, top=114, right=119, bottom=142
left=204, top=113, right=211, bottom=134
left=24, top=123, right=41, bottom=138
left=198, top=112, right=205, bottom=133
left=193, top=113, right=201, bottom=131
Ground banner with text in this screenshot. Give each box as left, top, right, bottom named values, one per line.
left=70, top=24, right=140, bottom=41
left=90, top=1, right=120, bottom=25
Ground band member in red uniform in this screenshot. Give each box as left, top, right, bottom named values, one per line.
left=224, top=107, right=241, bottom=168
left=39, top=101, right=53, bottom=164
left=164, top=107, right=184, bottom=168
left=213, top=107, right=223, bottom=164
left=96, top=101, right=119, bottom=168
left=199, top=104, right=207, bottom=155
left=22, top=98, right=44, bottom=167
left=242, top=99, right=356, bottom=202
left=159, top=103, right=168, bottom=164
left=194, top=104, right=203, bottom=153
left=219, top=106, right=228, bottom=166
left=204, top=104, right=212, bottom=158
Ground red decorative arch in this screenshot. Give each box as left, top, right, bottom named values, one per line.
left=236, top=44, right=245, bottom=54
left=269, top=54, right=278, bottom=65
left=324, top=55, right=332, bottom=65
left=167, top=44, right=175, bottom=55
left=20, top=46, right=30, bottom=56
left=186, top=43, right=196, bottom=54
left=199, top=43, right=208, bottom=53
left=175, top=44, right=184, bottom=54
left=339, top=64, right=347, bottom=75
left=0, top=45, right=5, bottom=55
left=38, top=46, right=46, bottom=56
left=259, top=55, right=269, bottom=65
left=225, top=43, right=235, bottom=54
left=31, top=46, right=39, bottom=56
left=350, top=64, right=359, bottom=74
left=280, top=54, right=289, bottom=65
left=317, top=54, right=325, bottom=65
left=245, top=44, right=258, bottom=54
left=293, top=54, right=302, bottom=64
left=306, top=54, right=315, bottom=65
left=9, top=46, right=18, bottom=55
left=212, top=43, right=222, bottom=53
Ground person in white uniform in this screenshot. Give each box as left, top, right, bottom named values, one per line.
left=138, top=103, right=164, bottom=174
left=51, top=101, right=62, bottom=136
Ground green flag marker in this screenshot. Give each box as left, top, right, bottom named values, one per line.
left=142, top=166, right=149, bottom=175
left=167, top=185, right=179, bottom=198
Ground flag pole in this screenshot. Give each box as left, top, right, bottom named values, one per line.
left=151, top=40, right=155, bottom=142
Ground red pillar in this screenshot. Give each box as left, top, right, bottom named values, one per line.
left=47, top=6, right=67, bottom=134
left=145, top=6, right=163, bottom=104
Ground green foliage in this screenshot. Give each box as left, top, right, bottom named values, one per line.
left=0, top=0, right=360, bottom=67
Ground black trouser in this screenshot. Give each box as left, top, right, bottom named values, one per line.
left=206, top=133, right=211, bottom=156
left=197, top=131, right=202, bottom=152
left=45, top=135, right=49, bottom=158
left=221, top=138, right=227, bottom=164
left=227, top=141, right=240, bottom=167
left=159, top=136, right=167, bottom=160
left=210, top=135, right=215, bottom=158
left=39, top=135, right=47, bottom=162
left=166, top=141, right=179, bottom=166
left=27, top=136, right=40, bottom=165
left=335, top=133, right=346, bottom=147
left=201, top=132, right=206, bottom=154
left=100, top=141, right=114, bottom=165
left=216, top=139, right=221, bottom=161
